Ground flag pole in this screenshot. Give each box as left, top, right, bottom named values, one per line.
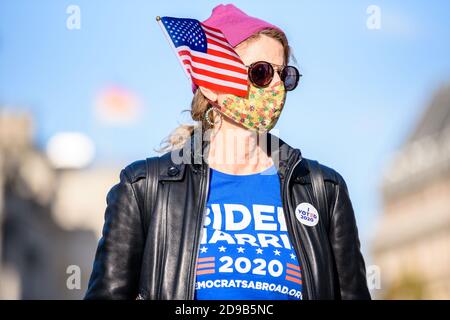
left=155, top=16, right=192, bottom=82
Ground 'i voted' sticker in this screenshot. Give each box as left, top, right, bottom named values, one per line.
left=295, top=203, right=319, bottom=227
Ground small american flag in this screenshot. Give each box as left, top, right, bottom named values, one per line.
left=157, top=16, right=249, bottom=97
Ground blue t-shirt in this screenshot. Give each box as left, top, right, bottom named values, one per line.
left=194, top=164, right=303, bottom=300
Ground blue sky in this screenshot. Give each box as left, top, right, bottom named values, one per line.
left=1, top=0, right=450, bottom=260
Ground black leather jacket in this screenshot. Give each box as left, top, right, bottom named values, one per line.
left=85, top=133, right=371, bottom=300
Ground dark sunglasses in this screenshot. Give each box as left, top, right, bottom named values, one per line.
left=246, top=61, right=302, bottom=91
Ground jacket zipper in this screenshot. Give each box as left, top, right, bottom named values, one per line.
left=188, top=164, right=210, bottom=299
left=282, top=154, right=315, bottom=300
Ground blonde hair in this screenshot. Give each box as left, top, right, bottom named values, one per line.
left=157, top=28, right=293, bottom=153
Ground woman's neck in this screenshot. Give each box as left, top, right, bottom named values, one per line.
left=206, top=117, right=273, bottom=175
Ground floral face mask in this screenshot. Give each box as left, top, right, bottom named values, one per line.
left=210, top=80, right=286, bottom=132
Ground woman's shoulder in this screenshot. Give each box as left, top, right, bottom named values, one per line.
left=121, top=159, right=148, bottom=184
left=121, top=150, right=184, bottom=184
left=297, top=156, right=346, bottom=186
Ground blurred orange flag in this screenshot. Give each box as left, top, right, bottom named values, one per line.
left=94, top=85, right=141, bottom=125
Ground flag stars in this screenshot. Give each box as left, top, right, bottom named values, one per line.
left=237, top=247, right=245, bottom=253
left=256, top=248, right=263, bottom=254
left=200, top=246, right=208, bottom=253
left=218, top=246, right=226, bottom=252
left=274, top=249, right=281, bottom=256
left=290, top=253, right=296, bottom=260
left=161, top=18, right=208, bottom=53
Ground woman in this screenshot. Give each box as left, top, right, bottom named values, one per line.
left=85, top=4, right=371, bottom=300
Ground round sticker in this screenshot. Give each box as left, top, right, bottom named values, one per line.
left=295, top=202, right=319, bottom=227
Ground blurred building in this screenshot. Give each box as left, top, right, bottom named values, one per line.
left=373, top=85, right=450, bottom=299
left=0, top=109, right=120, bottom=299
